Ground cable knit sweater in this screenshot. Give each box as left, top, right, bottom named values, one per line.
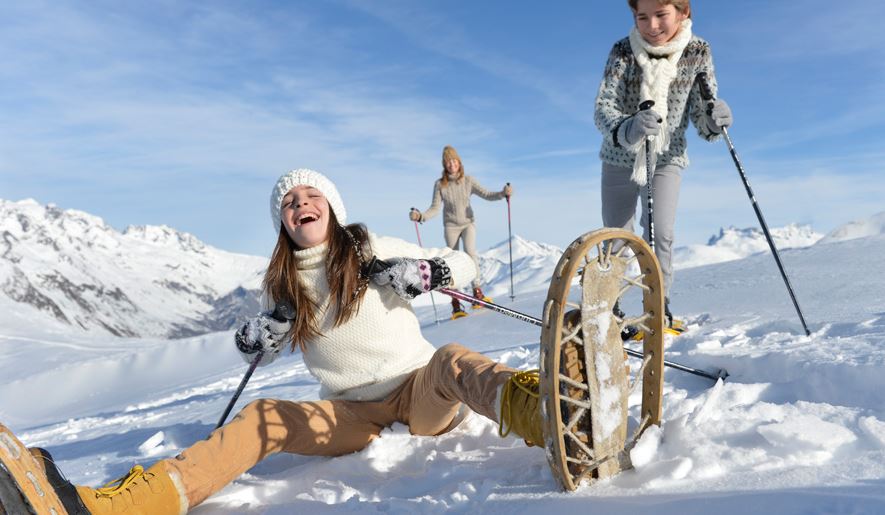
left=276, top=233, right=476, bottom=402
left=418, top=175, right=506, bottom=227
left=594, top=35, right=721, bottom=170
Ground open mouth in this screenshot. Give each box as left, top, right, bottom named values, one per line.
left=296, top=213, right=319, bottom=226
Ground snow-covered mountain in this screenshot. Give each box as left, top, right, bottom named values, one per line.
left=672, top=223, right=822, bottom=270
left=478, top=235, right=564, bottom=298
left=818, top=211, right=885, bottom=244
left=0, top=199, right=267, bottom=338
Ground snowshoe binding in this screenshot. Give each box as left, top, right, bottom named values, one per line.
left=470, top=287, right=493, bottom=309
left=539, top=228, right=665, bottom=491
left=615, top=298, right=684, bottom=341
left=451, top=298, right=468, bottom=320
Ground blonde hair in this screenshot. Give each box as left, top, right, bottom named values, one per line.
left=628, top=0, right=691, bottom=18
left=264, top=212, right=371, bottom=351
left=440, top=145, right=464, bottom=187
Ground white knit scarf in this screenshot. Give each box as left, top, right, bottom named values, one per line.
left=628, top=18, right=692, bottom=185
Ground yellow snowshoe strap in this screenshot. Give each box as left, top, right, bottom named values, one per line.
left=95, top=465, right=146, bottom=497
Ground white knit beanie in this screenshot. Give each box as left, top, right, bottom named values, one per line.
left=269, top=169, right=347, bottom=233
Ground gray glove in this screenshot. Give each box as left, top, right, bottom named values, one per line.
left=705, top=98, right=733, bottom=133
left=234, top=311, right=293, bottom=364
left=371, top=257, right=452, bottom=300
left=622, top=109, right=663, bottom=146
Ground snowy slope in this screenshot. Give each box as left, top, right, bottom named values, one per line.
left=2, top=213, right=885, bottom=513
left=0, top=199, right=267, bottom=338
left=672, top=223, right=822, bottom=270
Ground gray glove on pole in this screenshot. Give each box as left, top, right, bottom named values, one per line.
left=622, top=109, right=663, bottom=146
left=705, top=98, right=733, bottom=133
left=234, top=311, right=293, bottom=365
left=371, top=257, right=452, bottom=300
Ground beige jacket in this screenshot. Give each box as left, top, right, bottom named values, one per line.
left=418, top=175, right=506, bottom=227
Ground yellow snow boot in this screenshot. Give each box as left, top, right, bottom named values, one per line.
left=498, top=370, right=544, bottom=448
left=75, top=461, right=187, bottom=515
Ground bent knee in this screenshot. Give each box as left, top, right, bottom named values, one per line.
left=433, top=343, right=469, bottom=363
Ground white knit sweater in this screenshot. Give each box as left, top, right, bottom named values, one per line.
left=277, top=233, right=476, bottom=402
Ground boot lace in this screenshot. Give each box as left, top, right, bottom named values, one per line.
left=94, top=465, right=148, bottom=497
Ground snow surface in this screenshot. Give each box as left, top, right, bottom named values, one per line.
left=2, top=213, right=885, bottom=513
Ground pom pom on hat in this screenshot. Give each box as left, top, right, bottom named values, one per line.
left=270, top=169, right=347, bottom=233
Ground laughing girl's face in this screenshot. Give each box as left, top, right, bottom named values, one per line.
left=280, top=185, right=330, bottom=249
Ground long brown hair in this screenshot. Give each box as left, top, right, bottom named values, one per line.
left=262, top=210, right=371, bottom=351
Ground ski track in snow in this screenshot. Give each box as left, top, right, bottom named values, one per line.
left=4, top=233, right=885, bottom=513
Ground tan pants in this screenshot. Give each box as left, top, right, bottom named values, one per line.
left=165, top=343, right=515, bottom=508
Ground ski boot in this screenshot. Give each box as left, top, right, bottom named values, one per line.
left=539, top=228, right=665, bottom=491
left=451, top=298, right=468, bottom=320
left=1, top=422, right=187, bottom=514
left=471, top=286, right=492, bottom=309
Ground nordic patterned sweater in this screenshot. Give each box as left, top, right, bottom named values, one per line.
left=594, top=35, right=721, bottom=170
left=273, top=233, right=476, bottom=402
left=418, top=175, right=505, bottom=227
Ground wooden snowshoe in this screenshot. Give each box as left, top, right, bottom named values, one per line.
left=0, top=422, right=87, bottom=514
left=539, top=229, right=665, bottom=491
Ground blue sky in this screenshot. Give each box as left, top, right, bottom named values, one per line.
left=2, top=0, right=884, bottom=256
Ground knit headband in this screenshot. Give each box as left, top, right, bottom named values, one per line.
left=269, top=169, right=347, bottom=233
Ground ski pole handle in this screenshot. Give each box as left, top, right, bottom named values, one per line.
left=639, top=99, right=655, bottom=111
left=215, top=302, right=295, bottom=430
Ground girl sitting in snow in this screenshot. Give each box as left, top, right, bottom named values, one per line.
left=32, top=169, right=542, bottom=514
left=594, top=0, right=732, bottom=323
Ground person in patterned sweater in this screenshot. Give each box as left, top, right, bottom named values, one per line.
left=594, top=0, right=733, bottom=323
left=409, top=145, right=512, bottom=318
left=15, top=169, right=542, bottom=514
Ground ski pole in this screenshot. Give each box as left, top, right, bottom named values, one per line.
left=216, top=302, right=296, bottom=430
left=505, top=183, right=515, bottom=301
left=439, top=287, right=727, bottom=382
left=695, top=72, right=811, bottom=336
left=412, top=213, right=440, bottom=325
left=639, top=100, right=657, bottom=251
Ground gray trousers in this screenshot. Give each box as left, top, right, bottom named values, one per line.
left=444, top=222, right=481, bottom=288
left=601, top=162, right=682, bottom=296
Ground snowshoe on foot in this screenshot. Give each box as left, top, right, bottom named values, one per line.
left=470, top=287, right=492, bottom=309
left=615, top=298, right=684, bottom=341
left=539, top=229, right=665, bottom=491
left=451, top=298, right=468, bottom=320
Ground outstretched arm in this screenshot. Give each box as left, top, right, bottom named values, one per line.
left=370, top=233, right=476, bottom=290
left=469, top=176, right=508, bottom=201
